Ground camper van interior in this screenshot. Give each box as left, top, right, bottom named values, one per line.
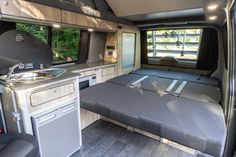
left=0, top=0, right=235, bottom=157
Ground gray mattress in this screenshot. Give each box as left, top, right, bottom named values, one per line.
left=131, top=68, right=219, bottom=87
left=108, top=74, right=222, bottom=104
left=80, top=83, right=226, bottom=157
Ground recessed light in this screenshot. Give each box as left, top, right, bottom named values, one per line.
left=208, top=4, right=218, bottom=11
left=209, top=16, right=218, bottom=21
left=52, top=23, right=61, bottom=28
left=88, top=28, right=94, bottom=32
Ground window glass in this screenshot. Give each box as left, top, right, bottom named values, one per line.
left=16, top=23, right=48, bottom=43
left=147, top=29, right=202, bottom=61
left=52, top=28, right=80, bottom=64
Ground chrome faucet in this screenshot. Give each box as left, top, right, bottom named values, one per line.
left=5, top=63, right=24, bottom=81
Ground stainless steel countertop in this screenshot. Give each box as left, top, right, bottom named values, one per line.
left=0, top=61, right=117, bottom=90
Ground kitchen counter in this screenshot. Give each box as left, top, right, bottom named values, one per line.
left=0, top=61, right=117, bottom=90
left=64, top=61, right=117, bottom=73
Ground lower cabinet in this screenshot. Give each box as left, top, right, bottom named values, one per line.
left=102, top=65, right=117, bottom=82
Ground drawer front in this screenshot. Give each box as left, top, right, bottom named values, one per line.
left=79, top=69, right=96, bottom=78
left=30, top=83, right=75, bottom=107
left=102, top=67, right=115, bottom=76
left=102, top=74, right=116, bottom=82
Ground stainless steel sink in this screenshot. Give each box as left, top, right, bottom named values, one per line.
left=3, top=68, right=66, bottom=83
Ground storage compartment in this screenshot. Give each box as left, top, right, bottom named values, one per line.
left=102, top=66, right=117, bottom=82
left=0, top=0, right=61, bottom=22
left=30, top=83, right=75, bottom=107
left=102, top=67, right=115, bottom=76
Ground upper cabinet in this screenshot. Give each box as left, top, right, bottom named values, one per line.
left=62, top=10, right=117, bottom=31
left=96, top=19, right=117, bottom=31
left=0, top=0, right=118, bottom=31
left=0, top=0, right=61, bottom=22
left=61, top=10, right=97, bottom=28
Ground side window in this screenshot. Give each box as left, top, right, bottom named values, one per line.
left=16, top=23, right=81, bottom=65
left=147, top=29, right=202, bottom=61
left=52, top=28, right=80, bottom=64
left=16, top=23, right=48, bottom=43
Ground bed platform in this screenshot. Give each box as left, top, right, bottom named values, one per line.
left=80, top=69, right=226, bottom=157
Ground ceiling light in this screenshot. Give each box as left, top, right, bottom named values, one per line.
left=207, top=4, right=218, bottom=11
left=88, top=28, right=94, bottom=32
left=209, top=16, right=218, bottom=21
left=52, top=23, right=61, bottom=28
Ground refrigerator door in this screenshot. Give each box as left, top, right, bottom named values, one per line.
left=32, top=104, right=81, bottom=157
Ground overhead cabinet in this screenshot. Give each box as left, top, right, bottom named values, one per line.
left=61, top=10, right=96, bottom=28
left=62, top=10, right=117, bottom=31
left=0, top=0, right=61, bottom=22
left=0, top=1, right=118, bottom=31
left=96, top=18, right=117, bottom=31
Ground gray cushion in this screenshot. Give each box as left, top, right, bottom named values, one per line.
left=107, top=74, right=145, bottom=86
left=131, top=68, right=219, bottom=87
left=80, top=83, right=226, bottom=157
left=0, top=133, right=39, bottom=157
left=108, top=74, right=222, bottom=104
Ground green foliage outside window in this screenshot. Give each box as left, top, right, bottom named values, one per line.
left=16, top=23, right=80, bottom=64
left=52, top=28, right=80, bottom=64
left=16, top=23, right=48, bottom=43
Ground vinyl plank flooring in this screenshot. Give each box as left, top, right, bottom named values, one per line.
left=71, top=120, right=199, bottom=157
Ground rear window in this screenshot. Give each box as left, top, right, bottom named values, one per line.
left=147, top=29, right=202, bottom=61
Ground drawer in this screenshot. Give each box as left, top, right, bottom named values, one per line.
left=84, top=70, right=96, bottom=76
left=102, top=67, right=115, bottom=76
left=102, top=74, right=115, bottom=82
left=79, top=69, right=96, bottom=78
left=30, top=83, right=75, bottom=107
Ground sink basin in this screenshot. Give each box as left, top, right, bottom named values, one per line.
left=5, top=68, right=66, bottom=83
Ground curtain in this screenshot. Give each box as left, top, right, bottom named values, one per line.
left=78, top=30, right=90, bottom=64
left=222, top=23, right=228, bottom=69
left=197, top=28, right=218, bottom=71
left=0, top=21, right=16, bottom=35
left=141, top=31, right=148, bottom=64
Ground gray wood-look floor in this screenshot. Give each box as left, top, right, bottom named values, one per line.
left=71, top=120, right=198, bottom=157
